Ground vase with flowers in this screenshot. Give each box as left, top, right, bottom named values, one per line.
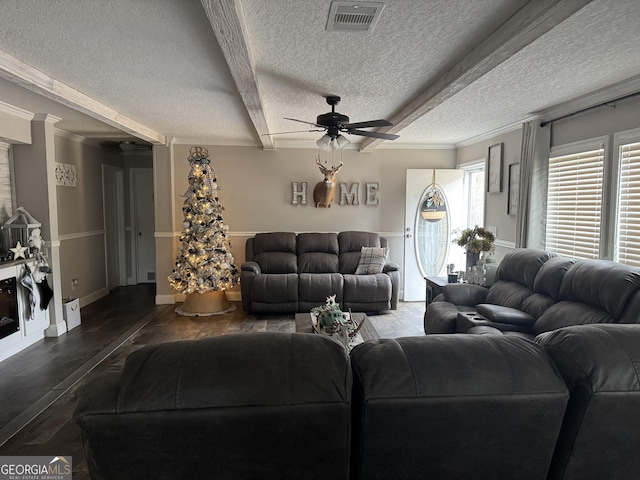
left=452, top=226, right=496, bottom=270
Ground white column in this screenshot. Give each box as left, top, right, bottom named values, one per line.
left=13, top=114, right=66, bottom=337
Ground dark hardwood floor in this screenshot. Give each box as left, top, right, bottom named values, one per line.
left=0, top=286, right=425, bottom=479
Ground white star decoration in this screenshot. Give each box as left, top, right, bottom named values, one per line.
left=10, top=242, right=28, bottom=260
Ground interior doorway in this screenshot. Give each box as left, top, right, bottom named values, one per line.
left=130, top=168, right=156, bottom=284
left=102, top=165, right=126, bottom=290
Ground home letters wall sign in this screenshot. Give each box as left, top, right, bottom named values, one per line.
left=291, top=181, right=379, bottom=206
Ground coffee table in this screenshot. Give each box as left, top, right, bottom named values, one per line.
left=294, top=312, right=379, bottom=348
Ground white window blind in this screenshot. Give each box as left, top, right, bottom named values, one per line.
left=545, top=142, right=604, bottom=259
left=616, top=141, right=640, bottom=267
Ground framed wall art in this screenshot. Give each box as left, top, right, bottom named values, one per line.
left=486, top=142, right=503, bottom=194
left=508, top=162, right=520, bottom=215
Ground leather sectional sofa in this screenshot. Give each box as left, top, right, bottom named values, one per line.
left=241, top=231, right=400, bottom=313
left=424, top=248, right=640, bottom=337
left=75, top=325, right=640, bottom=479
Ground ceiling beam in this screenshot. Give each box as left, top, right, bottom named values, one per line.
left=201, top=0, right=274, bottom=150
left=360, top=0, right=595, bottom=152
left=0, top=49, right=166, bottom=145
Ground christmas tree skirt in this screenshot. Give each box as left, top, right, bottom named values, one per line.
left=176, top=291, right=236, bottom=316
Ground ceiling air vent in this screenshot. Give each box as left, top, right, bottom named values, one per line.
left=326, top=1, right=385, bottom=32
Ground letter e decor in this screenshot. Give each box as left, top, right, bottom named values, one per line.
left=366, top=182, right=380, bottom=206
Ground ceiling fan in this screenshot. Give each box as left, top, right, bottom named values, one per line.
left=267, top=95, right=399, bottom=149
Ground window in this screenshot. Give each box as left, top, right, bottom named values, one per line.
left=545, top=139, right=605, bottom=259
left=461, top=161, right=485, bottom=228
left=615, top=139, right=640, bottom=267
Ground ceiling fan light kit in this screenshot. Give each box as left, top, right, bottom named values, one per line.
left=316, top=133, right=351, bottom=151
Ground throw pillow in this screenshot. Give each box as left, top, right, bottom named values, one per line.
left=355, top=246, right=389, bottom=275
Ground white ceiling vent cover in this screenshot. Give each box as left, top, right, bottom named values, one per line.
left=326, top=1, right=385, bottom=32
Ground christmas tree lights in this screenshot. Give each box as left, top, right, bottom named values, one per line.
left=168, top=147, right=239, bottom=311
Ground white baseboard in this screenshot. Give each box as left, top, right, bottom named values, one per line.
left=79, top=287, right=109, bottom=308
left=156, top=293, right=179, bottom=305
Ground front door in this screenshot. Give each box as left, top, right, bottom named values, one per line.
left=404, top=169, right=464, bottom=301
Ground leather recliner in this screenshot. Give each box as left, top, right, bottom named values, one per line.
left=350, top=335, right=569, bottom=480
left=241, top=231, right=400, bottom=313
left=74, top=333, right=352, bottom=480
left=537, top=324, right=640, bottom=480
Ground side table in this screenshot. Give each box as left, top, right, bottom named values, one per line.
left=425, top=276, right=448, bottom=307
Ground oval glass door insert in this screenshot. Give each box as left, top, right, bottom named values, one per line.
left=415, top=183, right=450, bottom=277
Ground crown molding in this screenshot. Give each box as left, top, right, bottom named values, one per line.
left=376, top=142, right=456, bottom=150
left=0, top=100, right=34, bottom=120
left=535, top=74, right=640, bottom=124
left=455, top=119, right=529, bottom=148
left=54, top=128, right=102, bottom=149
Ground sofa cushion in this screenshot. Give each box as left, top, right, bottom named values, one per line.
left=249, top=273, right=298, bottom=312
left=298, top=273, right=344, bottom=312
left=496, top=249, right=557, bottom=290
left=519, top=257, right=577, bottom=319
left=253, top=232, right=297, bottom=274
left=297, top=233, right=339, bottom=273
left=532, top=301, right=615, bottom=335
left=339, top=231, right=381, bottom=274
left=533, top=256, right=576, bottom=300
left=558, top=260, right=640, bottom=320
left=343, top=273, right=391, bottom=311
left=485, top=280, right=534, bottom=308
left=354, top=246, right=389, bottom=275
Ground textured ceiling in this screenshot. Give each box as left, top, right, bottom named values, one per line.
left=0, top=0, right=639, bottom=150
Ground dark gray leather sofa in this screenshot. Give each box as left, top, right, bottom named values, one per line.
left=75, top=326, right=640, bottom=479
left=424, top=248, right=640, bottom=338
left=74, top=333, right=352, bottom=480
left=241, top=231, right=400, bottom=313
left=536, top=324, right=640, bottom=480
left=350, top=334, right=568, bottom=480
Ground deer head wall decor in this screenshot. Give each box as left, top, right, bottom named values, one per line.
left=313, top=153, right=343, bottom=208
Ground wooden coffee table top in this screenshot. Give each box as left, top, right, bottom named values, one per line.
left=294, top=312, right=379, bottom=342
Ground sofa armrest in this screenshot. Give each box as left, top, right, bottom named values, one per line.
left=383, top=261, right=400, bottom=273
left=476, top=304, right=536, bottom=328
left=241, top=261, right=261, bottom=274
left=441, top=284, right=488, bottom=306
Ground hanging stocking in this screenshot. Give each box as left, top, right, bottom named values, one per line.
left=20, top=267, right=36, bottom=320
left=37, top=277, right=54, bottom=310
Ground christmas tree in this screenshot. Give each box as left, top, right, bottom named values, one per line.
left=169, top=146, right=239, bottom=315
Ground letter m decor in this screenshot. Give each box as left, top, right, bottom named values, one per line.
left=339, top=182, right=360, bottom=206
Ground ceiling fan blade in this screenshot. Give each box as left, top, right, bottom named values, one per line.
left=284, top=117, right=323, bottom=128
left=343, top=119, right=393, bottom=129
left=262, top=129, right=325, bottom=136
left=346, top=130, right=400, bottom=140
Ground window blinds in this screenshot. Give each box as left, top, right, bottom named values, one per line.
left=616, top=141, right=640, bottom=267
left=545, top=143, right=604, bottom=259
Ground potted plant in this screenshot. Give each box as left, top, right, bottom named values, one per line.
left=452, top=226, right=495, bottom=269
